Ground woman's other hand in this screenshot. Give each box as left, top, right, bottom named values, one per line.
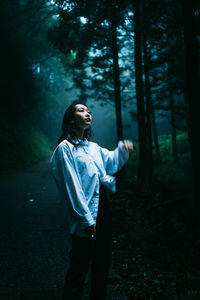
left=84, top=224, right=96, bottom=236
left=123, top=139, right=134, bottom=153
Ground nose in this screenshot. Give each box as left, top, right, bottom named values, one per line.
left=85, top=112, right=90, bottom=118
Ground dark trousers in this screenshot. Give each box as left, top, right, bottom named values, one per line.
left=62, top=186, right=112, bottom=300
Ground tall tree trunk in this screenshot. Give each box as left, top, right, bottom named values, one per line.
left=166, top=29, right=179, bottom=165
left=169, top=90, right=179, bottom=164
left=183, top=88, right=191, bottom=142
left=110, top=2, right=123, bottom=141
left=143, top=36, right=154, bottom=183
left=182, top=0, right=200, bottom=228
left=133, top=0, right=149, bottom=190
left=109, top=0, right=125, bottom=191
left=152, top=109, right=160, bottom=162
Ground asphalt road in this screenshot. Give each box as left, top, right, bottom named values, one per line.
left=0, top=159, right=127, bottom=300
left=0, top=159, right=72, bottom=296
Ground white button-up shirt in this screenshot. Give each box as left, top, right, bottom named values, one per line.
left=50, top=138, right=129, bottom=237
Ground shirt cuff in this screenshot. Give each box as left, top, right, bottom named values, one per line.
left=80, top=212, right=95, bottom=229
left=118, top=140, right=130, bottom=164
left=101, top=175, right=116, bottom=193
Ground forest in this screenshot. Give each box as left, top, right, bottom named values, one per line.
left=0, top=0, right=200, bottom=299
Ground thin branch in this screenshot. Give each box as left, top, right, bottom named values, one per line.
left=14, top=1, right=48, bottom=30
left=117, top=34, right=134, bottom=39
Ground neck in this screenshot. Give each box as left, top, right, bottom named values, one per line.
left=74, top=127, right=85, bottom=140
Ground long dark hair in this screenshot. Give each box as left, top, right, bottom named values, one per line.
left=57, top=100, right=92, bottom=146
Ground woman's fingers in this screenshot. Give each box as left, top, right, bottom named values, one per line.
left=123, top=140, right=128, bottom=151
left=123, top=139, right=134, bottom=153
left=128, top=140, right=133, bottom=152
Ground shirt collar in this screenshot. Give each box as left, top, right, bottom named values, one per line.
left=79, top=138, right=89, bottom=146
left=71, top=138, right=89, bottom=146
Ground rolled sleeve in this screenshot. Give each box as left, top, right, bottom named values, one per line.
left=100, top=140, right=129, bottom=175
left=117, top=140, right=129, bottom=169
left=51, top=143, right=95, bottom=229
left=80, top=212, right=95, bottom=229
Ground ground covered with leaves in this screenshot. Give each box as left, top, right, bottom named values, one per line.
left=109, top=134, right=200, bottom=300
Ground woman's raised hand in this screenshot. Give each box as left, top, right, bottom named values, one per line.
left=123, top=139, right=134, bottom=153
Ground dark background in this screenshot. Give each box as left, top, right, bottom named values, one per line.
left=0, top=0, right=199, bottom=299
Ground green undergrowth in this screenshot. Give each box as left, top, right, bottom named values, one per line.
left=109, top=132, right=199, bottom=299
left=0, top=120, right=53, bottom=175
left=125, top=132, right=192, bottom=183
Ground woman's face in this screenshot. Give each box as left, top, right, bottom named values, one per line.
left=73, top=104, right=92, bottom=130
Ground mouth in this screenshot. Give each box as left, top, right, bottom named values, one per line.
left=85, top=118, right=91, bottom=122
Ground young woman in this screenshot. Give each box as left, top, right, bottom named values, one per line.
left=50, top=101, right=133, bottom=300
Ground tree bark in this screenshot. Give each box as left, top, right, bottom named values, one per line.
left=152, top=109, right=160, bottom=162
left=169, top=90, right=179, bottom=164
left=133, top=0, right=149, bottom=190
left=182, top=0, right=200, bottom=229
left=143, top=36, right=154, bottom=183
left=110, top=2, right=123, bottom=141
